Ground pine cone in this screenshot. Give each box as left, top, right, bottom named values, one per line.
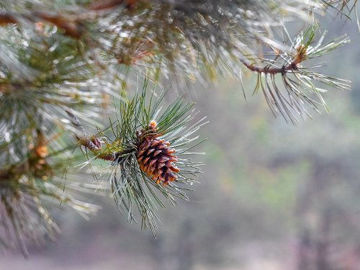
left=136, top=120, right=180, bottom=185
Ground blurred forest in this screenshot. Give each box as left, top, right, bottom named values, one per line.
left=2, top=11, right=360, bottom=270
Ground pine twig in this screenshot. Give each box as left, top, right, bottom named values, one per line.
left=71, top=86, right=205, bottom=231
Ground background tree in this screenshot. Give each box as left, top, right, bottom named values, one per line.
left=0, top=0, right=358, bottom=258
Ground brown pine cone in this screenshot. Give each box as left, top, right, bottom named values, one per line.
left=136, top=120, right=180, bottom=185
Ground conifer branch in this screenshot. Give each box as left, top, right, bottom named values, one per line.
left=1, top=0, right=359, bottom=255
left=239, top=28, right=351, bottom=122
left=0, top=129, right=99, bottom=255
left=88, top=0, right=136, bottom=11
left=0, top=12, right=16, bottom=25
left=77, top=136, right=117, bottom=161
left=73, top=86, right=206, bottom=232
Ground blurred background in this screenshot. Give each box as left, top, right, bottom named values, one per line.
left=1, top=16, right=360, bottom=270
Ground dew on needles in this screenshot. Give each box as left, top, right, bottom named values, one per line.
left=75, top=87, right=206, bottom=231
left=0, top=0, right=359, bottom=255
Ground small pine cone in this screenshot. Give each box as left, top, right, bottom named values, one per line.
left=136, top=121, right=180, bottom=185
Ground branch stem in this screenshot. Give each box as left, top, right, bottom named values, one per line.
left=241, top=59, right=299, bottom=75
left=77, top=136, right=116, bottom=161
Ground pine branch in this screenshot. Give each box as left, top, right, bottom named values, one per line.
left=0, top=0, right=359, bottom=254
left=77, top=136, right=117, bottom=161
left=0, top=129, right=100, bottom=256
left=0, top=1, right=356, bottom=118
left=88, top=0, right=136, bottom=10
left=73, top=85, right=206, bottom=232
left=0, top=12, right=16, bottom=25
left=240, top=28, right=351, bottom=122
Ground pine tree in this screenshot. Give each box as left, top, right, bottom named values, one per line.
left=0, top=0, right=357, bottom=255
